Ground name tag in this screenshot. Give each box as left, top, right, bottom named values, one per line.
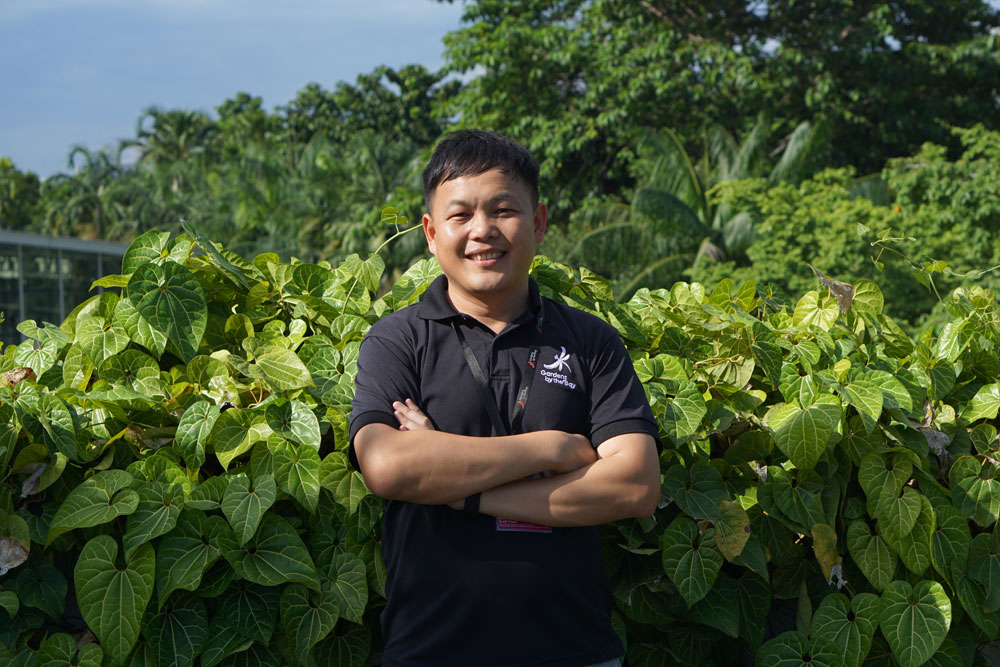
left=496, top=518, right=552, bottom=533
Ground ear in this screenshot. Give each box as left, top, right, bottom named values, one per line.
left=533, top=203, right=548, bottom=244
left=422, top=212, right=437, bottom=256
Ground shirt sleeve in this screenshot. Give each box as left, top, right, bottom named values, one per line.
left=586, top=325, right=662, bottom=450
left=348, top=323, right=423, bottom=470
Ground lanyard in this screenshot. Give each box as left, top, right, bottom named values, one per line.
left=451, top=302, right=544, bottom=436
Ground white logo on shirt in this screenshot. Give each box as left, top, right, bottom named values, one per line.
left=540, top=346, right=576, bottom=389
left=543, top=346, right=572, bottom=373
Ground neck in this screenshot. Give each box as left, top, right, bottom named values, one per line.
left=446, top=283, right=531, bottom=334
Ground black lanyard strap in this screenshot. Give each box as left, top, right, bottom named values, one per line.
left=451, top=303, right=544, bottom=436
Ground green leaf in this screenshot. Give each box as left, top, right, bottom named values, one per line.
left=222, top=474, right=277, bottom=546
left=175, top=400, right=220, bottom=470
left=199, top=613, right=254, bottom=667
left=661, top=516, right=723, bottom=607
left=0, top=590, right=18, bottom=619
left=36, top=633, right=103, bottom=667
left=218, top=580, right=281, bottom=641
left=949, top=456, right=1000, bottom=527
left=265, top=399, right=320, bottom=450
left=123, top=482, right=183, bottom=559
left=47, top=470, right=139, bottom=545
left=714, top=500, right=751, bottom=561
left=76, top=314, right=130, bottom=365
left=254, top=347, right=313, bottom=392
left=225, top=514, right=320, bottom=589
left=686, top=572, right=739, bottom=637
left=847, top=520, right=897, bottom=592
left=735, top=571, right=771, bottom=652
left=811, top=593, right=879, bottom=667
left=279, top=583, right=339, bottom=656
left=876, top=487, right=922, bottom=544
left=961, top=383, right=1000, bottom=422
left=662, top=462, right=727, bottom=521
left=273, top=442, right=321, bottom=513
left=792, top=290, right=839, bottom=331
left=931, top=505, right=971, bottom=587
left=319, top=453, right=369, bottom=515
left=883, top=494, right=934, bottom=575
left=657, top=380, right=707, bottom=444
left=99, top=349, right=164, bottom=396
left=878, top=580, right=952, bottom=667
left=155, top=513, right=232, bottom=604
left=181, top=220, right=250, bottom=289
left=851, top=280, right=884, bottom=315
left=756, top=630, right=841, bottom=666
left=211, top=408, right=260, bottom=470
left=967, top=532, right=1000, bottom=612
left=113, top=297, right=169, bottom=358
left=74, top=536, right=154, bottom=664
left=144, top=592, right=208, bottom=667
left=125, top=260, right=207, bottom=363
left=16, top=562, right=67, bottom=619
left=841, top=378, right=883, bottom=424
left=341, top=253, right=385, bottom=295
left=765, top=394, right=842, bottom=470
left=122, top=230, right=171, bottom=275
left=323, top=551, right=368, bottom=624
left=311, top=624, right=370, bottom=667
left=952, top=561, right=1000, bottom=637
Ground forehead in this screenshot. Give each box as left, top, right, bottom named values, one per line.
left=429, top=169, right=533, bottom=211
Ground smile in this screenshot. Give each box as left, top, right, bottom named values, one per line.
left=468, top=251, right=505, bottom=261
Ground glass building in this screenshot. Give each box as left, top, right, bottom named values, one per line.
left=0, top=230, right=126, bottom=346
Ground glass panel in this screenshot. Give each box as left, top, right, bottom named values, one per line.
left=62, top=250, right=101, bottom=316
left=21, top=246, right=62, bottom=329
left=0, top=244, right=20, bottom=347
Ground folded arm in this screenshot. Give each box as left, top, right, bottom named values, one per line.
left=476, top=432, right=660, bottom=527
left=352, top=401, right=596, bottom=505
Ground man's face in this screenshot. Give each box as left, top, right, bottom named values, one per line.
left=423, top=168, right=547, bottom=310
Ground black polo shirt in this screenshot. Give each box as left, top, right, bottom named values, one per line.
left=349, top=275, right=659, bottom=667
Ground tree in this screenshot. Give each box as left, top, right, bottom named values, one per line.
left=0, top=158, right=41, bottom=231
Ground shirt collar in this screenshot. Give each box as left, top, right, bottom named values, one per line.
left=416, top=274, right=542, bottom=322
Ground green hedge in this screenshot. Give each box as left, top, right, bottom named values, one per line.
left=1, top=225, right=999, bottom=666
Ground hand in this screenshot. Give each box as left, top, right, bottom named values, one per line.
left=393, top=399, right=434, bottom=431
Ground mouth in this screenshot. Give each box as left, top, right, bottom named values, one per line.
left=467, top=251, right=506, bottom=263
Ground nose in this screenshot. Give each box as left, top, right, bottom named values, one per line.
left=469, top=209, right=499, bottom=240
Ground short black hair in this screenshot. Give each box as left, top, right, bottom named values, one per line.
left=422, top=130, right=539, bottom=211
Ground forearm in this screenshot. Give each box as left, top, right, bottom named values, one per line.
left=354, top=423, right=590, bottom=505
left=479, top=433, right=660, bottom=527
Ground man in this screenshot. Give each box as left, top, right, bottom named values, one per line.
left=349, top=130, right=660, bottom=667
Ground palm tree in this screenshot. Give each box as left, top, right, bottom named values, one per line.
left=42, top=146, right=137, bottom=239
left=565, top=116, right=830, bottom=298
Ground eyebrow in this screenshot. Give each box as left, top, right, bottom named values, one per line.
left=444, top=193, right=519, bottom=209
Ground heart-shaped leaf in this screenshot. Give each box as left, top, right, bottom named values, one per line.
left=225, top=514, right=320, bottom=590
left=320, top=453, right=369, bottom=515
left=211, top=408, right=261, bottom=470
left=810, top=593, right=879, bottom=667
left=714, top=500, right=751, bottom=561
left=272, top=442, right=321, bottom=513
left=222, top=474, right=276, bottom=546
left=663, top=462, right=727, bottom=521
left=199, top=613, right=254, bottom=667
left=950, top=456, right=1000, bottom=527
left=661, top=517, right=723, bottom=607
left=279, top=583, right=339, bottom=656
left=146, top=593, right=208, bottom=667
left=74, top=536, right=154, bottom=664
left=878, top=580, right=951, bottom=667
left=36, top=633, right=103, bottom=667
left=155, top=513, right=233, bottom=605
left=658, top=380, right=707, bottom=444
left=756, top=630, right=841, bottom=666
left=847, top=520, right=897, bottom=592
left=217, top=580, right=281, bottom=642
left=876, top=486, right=922, bottom=543
left=323, top=551, right=368, bottom=624
left=113, top=297, right=168, bottom=358
left=931, top=505, right=971, bottom=587
left=254, top=347, right=313, bottom=392
left=175, top=400, right=221, bottom=470
left=687, top=572, right=739, bottom=637
left=265, top=399, right=320, bottom=450
left=47, top=470, right=138, bottom=545
left=961, top=383, right=1000, bottom=422
left=312, top=623, right=371, bottom=667
left=765, top=394, right=842, bottom=470
left=123, top=482, right=183, bottom=560
left=967, top=531, right=1000, bottom=612
left=882, top=494, right=934, bottom=575
left=15, top=562, right=67, bottom=620
left=125, top=260, right=207, bottom=363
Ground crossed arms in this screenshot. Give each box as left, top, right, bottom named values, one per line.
left=353, top=399, right=660, bottom=527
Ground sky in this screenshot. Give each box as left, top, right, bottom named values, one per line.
left=0, top=0, right=467, bottom=178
